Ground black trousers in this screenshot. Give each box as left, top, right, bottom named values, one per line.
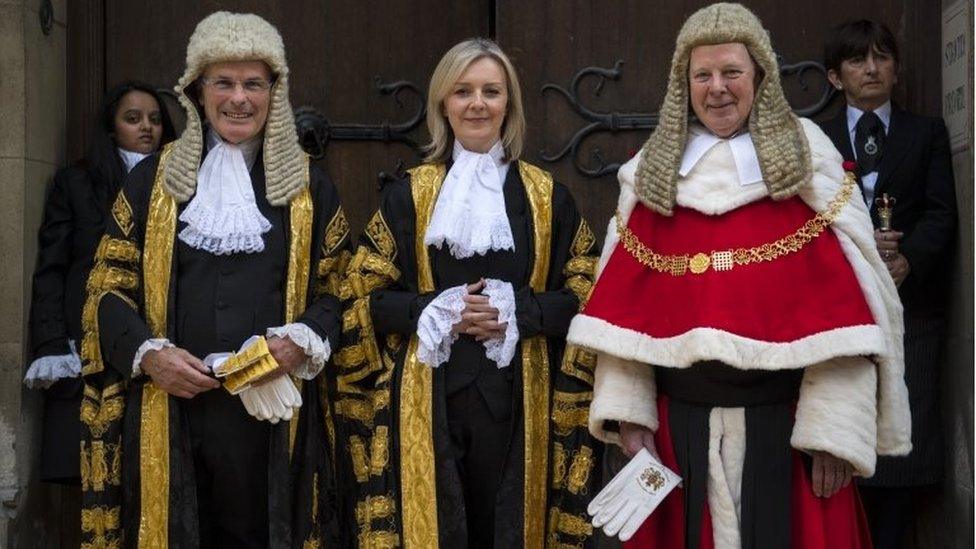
left=446, top=383, right=513, bottom=549
left=185, top=387, right=272, bottom=548
left=859, top=485, right=914, bottom=549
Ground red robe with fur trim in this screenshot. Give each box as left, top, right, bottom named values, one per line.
left=569, top=119, right=909, bottom=549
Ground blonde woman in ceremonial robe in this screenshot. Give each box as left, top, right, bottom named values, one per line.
left=334, top=38, right=601, bottom=548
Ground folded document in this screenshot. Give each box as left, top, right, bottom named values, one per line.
left=204, top=336, right=302, bottom=424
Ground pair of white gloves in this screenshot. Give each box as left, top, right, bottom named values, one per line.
left=204, top=336, right=303, bottom=424
left=588, top=448, right=682, bottom=541
left=237, top=375, right=302, bottom=424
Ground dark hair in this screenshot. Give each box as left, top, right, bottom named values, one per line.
left=824, top=19, right=899, bottom=73
left=86, top=80, right=177, bottom=192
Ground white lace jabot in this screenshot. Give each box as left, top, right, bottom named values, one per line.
left=424, top=140, right=513, bottom=259
left=178, top=129, right=270, bottom=255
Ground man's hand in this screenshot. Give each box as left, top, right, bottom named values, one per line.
left=257, top=336, right=307, bottom=384
left=619, top=421, right=659, bottom=460
left=142, top=347, right=219, bottom=398
left=873, top=229, right=903, bottom=261
left=885, top=253, right=911, bottom=287
left=810, top=451, right=854, bottom=498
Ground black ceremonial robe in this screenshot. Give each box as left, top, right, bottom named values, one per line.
left=334, top=161, right=601, bottom=548
left=79, top=143, right=350, bottom=548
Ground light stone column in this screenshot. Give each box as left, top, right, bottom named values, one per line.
left=0, top=0, right=68, bottom=545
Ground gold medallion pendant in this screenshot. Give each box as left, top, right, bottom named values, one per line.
left=689, top=253, right=711, bottom=274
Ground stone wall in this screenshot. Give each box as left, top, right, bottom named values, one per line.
left=0, top=0, right=68, bottom=546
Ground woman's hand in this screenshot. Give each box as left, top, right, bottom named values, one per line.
left=619, top=421, right=659, bottom=460
left=810, top=451, right=854, bottom=498
left=449, top=279, right=504, bottom=341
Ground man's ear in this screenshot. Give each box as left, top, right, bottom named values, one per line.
left=826, top=69, right=843, bottom=91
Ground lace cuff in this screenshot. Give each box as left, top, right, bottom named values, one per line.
left=416, top=285, right=468, bottom=367
left=24, top=340, right=82, bottom=389
left=132, top=338, right=175, bottom=378
left=266, top=323, right=332, bottom=380
left=482, top=279, right=519, bottom=368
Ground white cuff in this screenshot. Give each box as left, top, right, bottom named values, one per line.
left=590, top=353, right=658, bottom=446
left=132, top=338, right=174, bottom=378
left=482, top=278, right=519, bottom=368
left=266, top=323, right=332, bottom=380
left=23, top=340, right=82, bottom=389
left=791, top=356, right=878, bottom=477
left=416, top=285, right=468, bottom=367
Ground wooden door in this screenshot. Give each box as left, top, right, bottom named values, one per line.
left=59, top=2, right=943, bottom=548
left=70, top=0, right=939, bottom=240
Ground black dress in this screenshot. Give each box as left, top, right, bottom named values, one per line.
left=29, top=160, right=124, bottom=483
left=334, top=161, right=602, bottom=548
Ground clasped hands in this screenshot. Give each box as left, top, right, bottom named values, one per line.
left=874, top=229, right=910, bottom=286
left=619, top=421, right=854, bottom=498
left=142, top=335, right=305, bottom=399
left=450, top=279, right=507, bottom=342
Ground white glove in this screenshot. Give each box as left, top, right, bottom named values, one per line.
left=238, top=375, right=302, bottom=424
left=587, top=448, right=682, bottom=541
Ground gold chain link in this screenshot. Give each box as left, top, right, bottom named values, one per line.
left=615, top=172, right=856, bottom=276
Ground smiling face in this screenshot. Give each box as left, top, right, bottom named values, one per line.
left=828, top=47, right=897, bottom=112
left=688, top=42, right=757, bottom=138
left=113, top=90, right=163, bottom=154
left=198, top=60, right=273, bottom=144
left=442, top=56, right=508, bottom=153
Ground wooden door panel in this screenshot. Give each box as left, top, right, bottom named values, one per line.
left=497, top=0, right=937, bottom=242
left=102, top=0, right=488, bottom=234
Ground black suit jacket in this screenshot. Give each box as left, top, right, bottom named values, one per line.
left=820, top=106, right=957, bottom=318
left=822, top=106, right=956, bottom=485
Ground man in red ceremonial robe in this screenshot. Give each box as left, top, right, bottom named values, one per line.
left=567, top=4, right=911, bottom=548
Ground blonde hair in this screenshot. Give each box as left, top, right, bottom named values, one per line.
left=424, top=38, right=525, bottom=163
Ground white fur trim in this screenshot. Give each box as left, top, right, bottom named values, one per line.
left=792, top=356, right=878, bottom=477
left=798, top=118, right=910, bottom=456
left=266, top=323, right=331, bottom=380
left=589, top=353, right=658, bottom=445
left=707, top=408, right=744, bottom=549
left=569, top=315, right=886, bottom=371
left=575, top=118, right=910, bottom=458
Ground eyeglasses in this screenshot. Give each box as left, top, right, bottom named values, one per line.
left=201, top=77, right=273, bottom=95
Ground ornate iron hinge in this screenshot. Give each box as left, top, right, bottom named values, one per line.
left=541, top=57, right=837, bottom=178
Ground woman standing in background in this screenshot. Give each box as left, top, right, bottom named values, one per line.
left=24, top=81, right=175, bottom=483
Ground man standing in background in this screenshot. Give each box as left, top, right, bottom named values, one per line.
left=821, top=19, right=958, bottom=549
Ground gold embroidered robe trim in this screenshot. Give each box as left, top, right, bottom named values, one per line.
left=138, top=144, right=177, bottom=547
left=518, top=160, right=554, bottom=549
left=287, top=175, right=314, bottom=456
left=399, top=163, right=444, bottom=548
left=110, top=191, right=134, bottom=237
